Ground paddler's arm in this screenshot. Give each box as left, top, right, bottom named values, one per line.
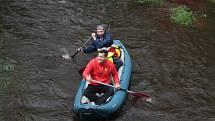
left=111, top=65, right=120, bottom=89
left=82, top=60, right=94, bottom=82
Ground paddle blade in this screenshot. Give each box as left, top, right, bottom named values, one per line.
left=145, top=97, right=152, bottom=102
left=129, top=91, right=150, bottom=98
left=130, top=92, right=152, bottom=102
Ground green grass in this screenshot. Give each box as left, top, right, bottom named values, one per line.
left=0, top=78, right=11, bottom=89
left=0, top=4, right=17, bottom=121
left=136, top=0, right=165, bottom=6
left=0, top=61, right=15, bottom=72
left=0, top=38, right=16, bottom=121
left=0, top=60, right=15, bottom=90
left=170, top=5, right=195, bottom=26
left=210, top=0, right=215, bottom=3
left=0, top=58, right=16, bottom=121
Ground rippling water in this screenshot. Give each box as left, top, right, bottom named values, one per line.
left=1, top=0, right=215, bottom=121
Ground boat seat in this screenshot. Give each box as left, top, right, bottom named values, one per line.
left=96, top=93, right=104, bottom=97
left=81, top=95, right=113, bottom=105
left=81, top=96, right=90, bottom=104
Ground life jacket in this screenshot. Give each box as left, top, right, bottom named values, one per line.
left=107, top=45, right=121, bottom=62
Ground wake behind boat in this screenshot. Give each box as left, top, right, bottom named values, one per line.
left=73, top=40, right=132, bottom=119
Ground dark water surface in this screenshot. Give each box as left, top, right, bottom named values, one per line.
left=1, top=0, right=215, bottom=121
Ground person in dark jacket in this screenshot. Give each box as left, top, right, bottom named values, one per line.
left=78, top=24, right=113, bottom=53
left=78, top=24, right=123, bottom=70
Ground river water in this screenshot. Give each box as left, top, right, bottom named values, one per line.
left=1, top=0, right=215, bottom=121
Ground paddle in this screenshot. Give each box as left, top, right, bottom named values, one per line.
left=71, top=37, right=92, bottom=59
left=90, top=80, right=151, bottom=100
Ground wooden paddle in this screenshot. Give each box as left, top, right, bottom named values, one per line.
left=91, top=80, right=151, bottom=100
left=71, top=37, right=92, bottom=59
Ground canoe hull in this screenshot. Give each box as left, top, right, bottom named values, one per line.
left=73, top=40, right=132, bottom=119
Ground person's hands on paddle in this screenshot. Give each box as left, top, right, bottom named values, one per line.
left=77, top=47, right=83, bottom=52
left=115, top=83, right=120, bottom=89
left=91, top=33, right=96, bottom=40
left=85, top=75, right=92, bottom=82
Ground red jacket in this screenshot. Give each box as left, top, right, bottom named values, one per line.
left=83, top=58, right=119, bottom=86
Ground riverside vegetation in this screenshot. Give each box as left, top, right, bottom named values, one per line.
left=0, top=17, right=16, bottom=121
left=136, top=0, right=165, bottom=6
left=136, top=0, right=196, bottom=26
left=170, top=5, right=195, bottom=26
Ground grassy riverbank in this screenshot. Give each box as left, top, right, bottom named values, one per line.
left=136, top=0, right=165, bottom=6
left=210, top=0, right=215, bottom=3
left=170, top=5, right=195, bottom=26
left=134, top=0, right=196, bottom=26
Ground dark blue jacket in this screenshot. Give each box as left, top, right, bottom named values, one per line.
left=83, top=33, right=113, bottom=53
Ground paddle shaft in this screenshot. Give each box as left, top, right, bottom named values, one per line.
left=91, top=80, right=150, bottom=98
left=71, top=38, right=91, bottom=59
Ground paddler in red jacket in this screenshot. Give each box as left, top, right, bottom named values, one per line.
left=82, top=49, right=120, bottom=105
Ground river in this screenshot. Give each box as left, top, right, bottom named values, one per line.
left=0, top=0, right=215, bottom=121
